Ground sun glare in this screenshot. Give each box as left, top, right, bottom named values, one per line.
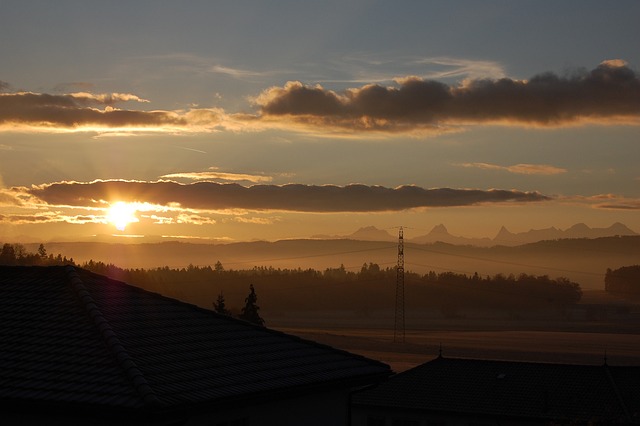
left=107, top=202, right=139, bottom=231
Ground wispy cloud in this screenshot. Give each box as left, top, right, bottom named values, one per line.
left=67, top=92, right=149, bottom=105
left=230, top=216, right=280, bottom=225
left=0, top=211, right=104, bottom=225
left=254, top=60, right=640, bottom=134
left=458, top=162, right=567, bottom=175
left=160, top=167, right=274, bottom=183
left=209, top=65, right=266, bottom=79
left=176, top=213, right=217, bottom=225
left=590, top=194, right=640, bottom=210
left=317, top=55, right=506, bottom=84
left=414, top=57, right=506, bottom=81
left=176, top=146, right=208, bottom=154
left=23, top=179, right=551, bottom=213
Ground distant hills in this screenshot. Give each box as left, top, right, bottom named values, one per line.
left=313, top=222, right=638, bottom=247
left=26, top=235, right=640, bottom=290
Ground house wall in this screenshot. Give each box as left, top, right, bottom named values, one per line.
left=187, top=388, right=351, bottom=426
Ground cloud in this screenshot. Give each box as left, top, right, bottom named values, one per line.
left=459, top=162, right=567, bottom=175
left=254, top=61, right=640, bottom=133
left=67, top=92, right=150, bottom=105
left=315, top=56, right=505, bottom=85
left=161, top=168, right=274, bottom=183
left=415, top=57, right=506, bottom=81
left=564, top=194, right=640, bottom=211
left=4, top=60, right=636, bottom=136
left=231, top=216, right=280, bottom=225
left=0, top=188, right=24, bottom=206
left=24, top=180, right=550, bottom=213
left=0, top=91, right=224, bottom=132
left=209, top=65, right=265, bottom=79
left=592, top=195, right=640, bottom=210
left=0, top=211, right=103, bottom=225
left=176, top=213, right=217, bottom=225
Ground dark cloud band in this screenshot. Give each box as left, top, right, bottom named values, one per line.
left=27, top=180, right=550, bottom=212
left=0, top=92, right=226, bottom=131
left=256, top=61, right=640, bottom=131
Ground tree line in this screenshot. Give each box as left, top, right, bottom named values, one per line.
left=78, top=260, right=584, bottom=317
left=0, top=243, right=73, bottom=266
left=605, top=265, right=640, bottom=298
left=1, top=243, right=584, bottom=317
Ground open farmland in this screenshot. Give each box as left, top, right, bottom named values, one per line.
left=275, top=326, right=640, bottom=372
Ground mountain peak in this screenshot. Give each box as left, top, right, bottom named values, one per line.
left=567, top=223, right=590, bottom=231
left=347, top=226, right=394, bottom=241
left=429, top=224, right=449, bottom=235
left=608, top=222, right=637, bottom=234
left=494, top=226, right=515, bottom=239
left=357, top=226, right=379, bottom=232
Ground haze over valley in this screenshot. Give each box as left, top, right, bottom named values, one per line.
left=22, top=223, right=639, bottom=291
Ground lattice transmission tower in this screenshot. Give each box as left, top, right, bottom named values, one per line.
left=394, top=226, right=405, bottom=343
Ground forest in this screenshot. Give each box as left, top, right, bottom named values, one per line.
left=605, top=265, right=640, bottom=298
left=1, top=242, right=586, bottom=319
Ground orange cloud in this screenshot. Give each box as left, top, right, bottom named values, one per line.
left=561, top=194, right=640, bottom=210
left=161, top=168, right=274, bottom=183
left=0, top=211, right=103, bottom=225
left=459, top=163, right=567, bottom=175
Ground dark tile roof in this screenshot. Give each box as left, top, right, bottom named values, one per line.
left=352, top=356, right=640, bottom=423
left=0, top=265, right=390, bottom=413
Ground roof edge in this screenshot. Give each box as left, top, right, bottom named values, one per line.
left=65, top=265, right=162, bottom=408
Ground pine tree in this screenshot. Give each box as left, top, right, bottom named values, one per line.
left=238, top=284, right=265, bottom=326
left=212, top=292, right=231, bottom=316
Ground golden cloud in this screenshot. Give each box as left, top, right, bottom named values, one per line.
left=459, top=163, right=567, bottom=175
left=161, top=168, right=274, bottom=183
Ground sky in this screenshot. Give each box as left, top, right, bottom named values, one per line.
left=1, top=0, right=639, bottom=244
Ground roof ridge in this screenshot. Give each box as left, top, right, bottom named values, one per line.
left=65, top=266, right=162, bottom=408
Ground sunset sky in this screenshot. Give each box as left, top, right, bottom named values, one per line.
left=1, top=0, right=639, bottom=243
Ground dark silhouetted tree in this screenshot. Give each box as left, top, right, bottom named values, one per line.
left=213, top=292, right=231, bottom=316
left=239, top=284, right=265, bottom=326
left=0, top=243, right=16, bottom=265
left=214, top=260, right=224, bottom=272
left=38, top=244, right=47, bottom=259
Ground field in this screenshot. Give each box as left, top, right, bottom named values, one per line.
left=270, top=292, right=640, bottom=372
left=273, top=325, right=640, bottom=372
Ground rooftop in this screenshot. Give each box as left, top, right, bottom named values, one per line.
left=0, top=265, right=390, bottom=415
left=353, top=355, right=640, bottom=422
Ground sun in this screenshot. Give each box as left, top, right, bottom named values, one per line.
left=106, top=202, right=139, bottom=231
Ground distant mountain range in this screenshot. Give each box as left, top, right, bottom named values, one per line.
left=312, top=222, right=638, bottom=247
